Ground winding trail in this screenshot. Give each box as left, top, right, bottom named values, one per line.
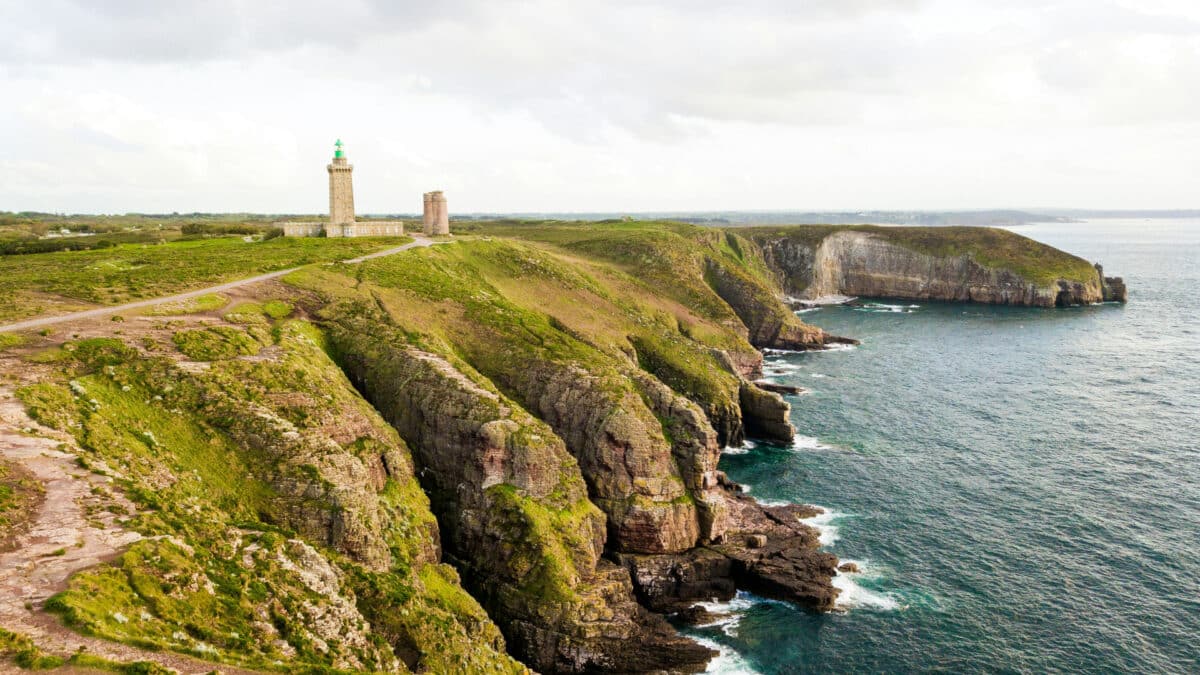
left=0, top=388, right=261, bottom=673
left=0, top=236, right=448, bottom=671
left=0, top=235, right=443, bottom=334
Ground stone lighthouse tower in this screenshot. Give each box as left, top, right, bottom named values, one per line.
left=327, top=139, right=355, bottom=230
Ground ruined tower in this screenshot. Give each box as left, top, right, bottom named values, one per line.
left=422, top=190, right=449, bottom=236
left=328, top=139, right=355, bottom=229
left=422, top=192, right=434, bottom=234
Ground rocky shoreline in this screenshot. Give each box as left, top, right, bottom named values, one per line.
left=0, top=222, right=1128, bottom=674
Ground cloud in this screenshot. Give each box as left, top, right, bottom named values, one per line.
left=1, top=0, right=1199, bottom=212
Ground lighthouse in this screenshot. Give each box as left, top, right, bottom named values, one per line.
left=327, top=139, right=355, bottom=228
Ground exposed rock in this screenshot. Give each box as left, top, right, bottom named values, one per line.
left=676, top=605, right=724, bottom=627
left=753, top=381, right=806, bottom=396
left=326, top=312, right=714, bottom=673
left=838, top=562, right=860, bottom=574
left=618, top=493, right=840, bottom=614
left=615, top=548, right=737, bottom=613
left=501, top=361, right=700, bottom=555
left=1097, top=264, right=1128, bottom=302
left=755, top=229, right=1127, bottom=307
left=738, top=382, right=795, bottom=444
left=703, top=257, right=856, bottom=350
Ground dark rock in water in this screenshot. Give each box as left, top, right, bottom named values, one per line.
left=616, top=547, right=738, bottom=613
left=1097, top=264, right=1128, bottom=303
left=617, top=493, right=840, bottom=614
left=676, top=605, right=731, bottom=627
left=838, top=562, right=860, bottom=574
left=754, top=380, right=806, bottom=395
left=739, top=382, right=795, bottom=443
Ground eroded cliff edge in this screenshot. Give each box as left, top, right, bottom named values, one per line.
left=2, top=220, right=1119, bottom=674
left=745, top=225, right=1127, bottom=306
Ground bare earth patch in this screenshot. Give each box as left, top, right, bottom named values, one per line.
left=0, top=388, right=261, bottom=674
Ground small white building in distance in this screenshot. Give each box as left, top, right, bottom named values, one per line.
left=277, top=140, right=406, bottom=237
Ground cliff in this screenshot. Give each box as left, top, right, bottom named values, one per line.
left=1, top=219, right=1114, bottom=674
left=746, top=225, right=1127, bottom=306
left=10, top=318, right=527, bottom=673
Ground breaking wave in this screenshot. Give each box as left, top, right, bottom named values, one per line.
left=792, top=435, right=834, bottom=451
left=832, top=560, right=901, bottom=611
left=722, top=439, right=757, bottom=455
left=695, top=635, right=763, bottom=675
left=799, top=506, right=842, bottom=546
left=853, top=302, right=921, bottom=314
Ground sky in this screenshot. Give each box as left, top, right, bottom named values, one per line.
left=1, top=0, right=1198, bottom=214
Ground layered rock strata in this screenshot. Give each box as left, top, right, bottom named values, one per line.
left=753, top=228, right=1126, bottom=307
left=617, top=495, right=840, bottom=614
left=325, top=309, right=715, bottom=673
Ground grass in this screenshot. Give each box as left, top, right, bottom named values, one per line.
left=17, top=322, right=525, bottom=673
left=171, top=326, right=261, bottom=360
left=142, top=292, right=229, bottom=316
left=0, top=235, right=407, bottom=323
left=0, top=459, right=44, bottom=550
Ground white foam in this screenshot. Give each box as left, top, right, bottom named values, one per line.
left=792, top=435, right=833, bottom=451
left=819, top=342, right=858, bottom=352
left=762, top=347, right=801, bottom=356
left=687, top=596, right=752, bottom=639
left=799, top=507, right=841, bottom=546
left=722, top=439, right=756, bottom=455
left=810, top=373, right=828, bottom=378
left=693, top=635, right=764, bottom=675
left=854, top=302, right=920, bottom=314
left=831, top=560, right=900, bottom=611
left=752, top=497, right=791, bottom=507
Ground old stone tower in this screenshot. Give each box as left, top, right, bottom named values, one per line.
left=327, top=139, right=354, bottom=226
left=422, top=191, right=450, bottom=235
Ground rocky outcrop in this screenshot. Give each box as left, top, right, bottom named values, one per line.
left=1097, top=264, right=1128, bottom=302
left=325, top=310, right=715, bottom=674
left=491, top=360, right=701, bottom=555
left=754, top=228, right=1126, bottom=307
left=631, top=371, right=730, bottom=543
left=617, top=495, right=840, bottom=614
left=738, top=382, right=795, bottom=444
left=704, top=257, right=857, bottom=350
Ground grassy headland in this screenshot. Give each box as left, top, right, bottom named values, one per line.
left=0, top=235, right=409, bottom=323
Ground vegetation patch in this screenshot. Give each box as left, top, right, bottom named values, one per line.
left=0, top=235, right=404, bottom=323
left=143, top=293, right=229, bottom=316
left=0, top=460, right=44, bottom=551
left=172, top=326, right=260, bottom=360
left=16, top=322, right=524, bottom=673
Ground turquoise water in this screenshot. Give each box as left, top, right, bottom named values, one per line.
left=696, top=220, right=1200, bottom=674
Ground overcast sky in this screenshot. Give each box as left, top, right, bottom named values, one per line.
left=2, top=0, right=1198, bottom=214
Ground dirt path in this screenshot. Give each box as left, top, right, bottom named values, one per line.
left=0, top=235, right=443, bottom=334
left=0, top=389, right=260, bottom=674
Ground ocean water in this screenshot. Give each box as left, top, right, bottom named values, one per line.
left=697, top=220, right=1200, bottom=674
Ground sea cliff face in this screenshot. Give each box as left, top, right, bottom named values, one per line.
left=751, top=227, right=1127, bottom=306
left=1, top=220, right=1121, bottom=674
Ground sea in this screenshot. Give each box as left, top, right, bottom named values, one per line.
left=693, top=219, right=1200, bottom=674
